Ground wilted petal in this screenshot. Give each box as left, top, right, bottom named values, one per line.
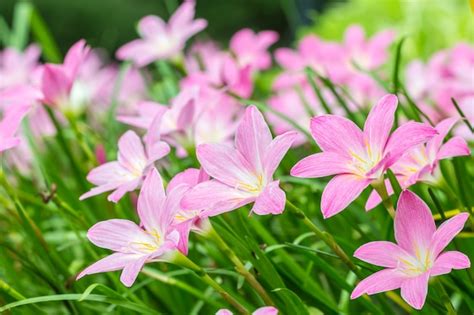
left=429, top=213, right=469, bottom=257
left=351, top=269, right=405, bottom=299
left=291, top=152, right=351, bottom=178
left=400, top=273, right=429, bottom=310
left=395, top=191, right=436, bottom=255
left=321, top=174, right=370, bottom=218
left=251, top=181, right=285, bottom=215
left=430, top=251, right=471, bottom=276
left=310, top=115, right=365, bottom=157
left=354, top=241, right=407, bottom=268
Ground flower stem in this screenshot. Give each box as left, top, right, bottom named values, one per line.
left=434, top=279, right=457, bottom=315
left=371, top=178, right=395, bottom=218
left=207, top=226, right=275, bottom=306
left=173, top=253, right=250, bottom=314
left=285, top=200, right=363, bottom=278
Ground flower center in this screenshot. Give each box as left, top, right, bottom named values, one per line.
left=398, top=247, right=434, bottom=277
left=128, top=229, right=162, bottom=254
left=236, top=173, right=265, bottom=195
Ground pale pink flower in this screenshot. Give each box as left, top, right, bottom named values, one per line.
left=230, top=28, right=278, bottom=70
left=116, top=1, right=207, bottom=67
left=77, top=169, right=180, bottom=287
left=0, top=104, right=30, bottom=152
left=217, top=306, right=278, bottom=315
left=181, top=105, right=297, bottom=217
left=41, top=39, right=91, bottom=112
left=366, top=117, right=470, bottom=210
left=80, top=115, right=170, bottom=202
left=351, top=190, right=470, bottom=310
left=0, top=44, right=41, bottom=90
left=291, top=94, right=437, bottom=218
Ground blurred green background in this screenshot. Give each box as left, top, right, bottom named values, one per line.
left=0, top=0, right=472, bottom=59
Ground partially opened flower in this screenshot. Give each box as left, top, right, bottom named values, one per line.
left=181, top=105, right=297, bottom=217
left=291, top=94, right=437, bottom=218
left=41, top=39, right=91, bottom=114
left=0, top=104, right=30, bottom=152
left=77, top=169, right=180, bottom=287
left=117, top=1, right=207, bottom=67
left=366, top=117, right=470, bottom=210
left=217, top=306, right=278, bottom=315
left=230, top=28, right=278, bottom=70
left=80, top=114, right=170, bottom=202
left=351, top=190, right=470, bottom=310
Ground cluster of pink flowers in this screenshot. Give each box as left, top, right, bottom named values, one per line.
left=1, top=1, right=472, bottom=312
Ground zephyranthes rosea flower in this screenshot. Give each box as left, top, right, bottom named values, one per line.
left=181, top=105, right=297, bottom=217
left=77, top=169, right=180, bottom=287
left=0, top=104, right=30, bottom=152
left=291, top=94, right=437, bottom=218
left=80, top=114, right=170, bottom=202
left=230, top=28, right=278, bottom=70
left=116, top=0, right=207, bottom=67
left=366, top=117, right=470, bottom=210
left=351, top=190, right=470, bottom=309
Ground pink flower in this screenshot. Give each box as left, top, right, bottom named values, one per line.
left=116, top=1, right=207, bottom=67
left=366, top=117, right=470, bottom=210
left=77, top=169, right=180, bottom=287
left=80, top=116, right=170, bottom=202
left=351, top=190, right=470, bottom=310
left=166, top=168, right=210, bottom=255
left=181, top=105, right=297, bottom=217
left=0, top=104, right=30, bottom=152
left=230, top=28, right=278, bottom=70
left=0, top=44, right=41, bottom=90
left=41, top=39, right=90, bottom=111
left=217, top=306, right=278, bottom=315
left=291, top=94, right=437, bottom=218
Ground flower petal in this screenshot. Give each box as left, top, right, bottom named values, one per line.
left=117, top=130, right=147, bottom=174
left=137, top=168, right=166, bottom=234
left=437, top=136, right=470, bottom=160
left=107, top=178, right=141, bottom=203
left=429, top=213, right=469, bottom=257
left=351, top=269, right=405, bottom=299
left=85, top=161, right=131, bottom=186
left=426, top=117, right=458, bottom=158
left=196, top=143, right=254, bottom=187
left=263, top=130, right=297, bottom=179
left=365, top=180, right=394, bottom=211
left=235, top=105, right=273, bottom=174
left=321, top=174, right=370, bottom=218
left=87, top=219, right=154, bottom=252
left=253, top=306, right=279, bottom=315
left=430, top=251, right=471, bottom=276
left=363, top=94, right=398, bottom=154
left=77, top=253, right=140, bottom=280
left=291, top=152, right=351, bottom=178
left=384, top=122, right=437, bottom=167
left=120, top=255, right=148, bottom=287
left=251, top=181, right=285, bottom=215
left=395, top=190, right=436, bottom=255
left=41, top=64, right=71, bottom=106
left=310, top=115, right=365, bottom=157
left=137, top=15, right=166, bottom=38
left=354, top=241, right=407, bottom=268
left=400, top=272, right=429, bottom=310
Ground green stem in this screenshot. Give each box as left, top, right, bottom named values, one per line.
left=371, top=178, right=395, bottom=218
left=285, top=200, right=362, bottom=278
left=207, top=226, right=275, bottom=306
left=66, top=114, right=96, bottom=163
left=173, top=253, right=250, bottom=314
left=434, top=280, right=457, bottom=315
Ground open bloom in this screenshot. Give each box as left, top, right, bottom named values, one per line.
left=117, top=1, right=207, bottom=66
left=80, top=114, right=170, bottom=202
left=0, top=104, right=30, bottom=152
left=217, top=306, right=278, bottom=315
left=77, top=169, right=180, bottom=287
left=230, top=28, right=278, bottom=70
left=181, top=105, right=297, bottom=217
left=351, top=190, right=470, bottom=309
left=291, top=94, right=437, bottom=218
left=366, top=117, right=470, bottom=210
